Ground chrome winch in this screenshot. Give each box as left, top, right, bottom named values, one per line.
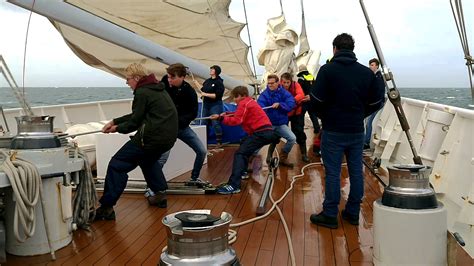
left=160, top=210, right=240, bottom=266
left=382, top=164, right=437, bottom=209
left=10, top=115, right=61, bottom=149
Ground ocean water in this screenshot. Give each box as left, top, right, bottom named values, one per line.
left=0, top=86, right=473, bottom=110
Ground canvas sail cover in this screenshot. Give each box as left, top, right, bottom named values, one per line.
left=257, top=14, right=298, bottom=87
left=52, top=0, right=256, bottom=88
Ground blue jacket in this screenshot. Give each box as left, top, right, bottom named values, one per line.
left=257, top=85, right=295, bottom=126
left=309, top=50, right=385, bottom=133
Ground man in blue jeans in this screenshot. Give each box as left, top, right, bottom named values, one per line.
left=309, top=33, right=385, bottom=228
left=258, top=74, right=296, bottom=167
left=364, top=58, right=385, bottom=149
left=158, top=63, right=207, bottom=184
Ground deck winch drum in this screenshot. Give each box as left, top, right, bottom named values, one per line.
left=11, top=115, right=60, bottom=149
left=382, top=164, right=437, bottom=209
left=160, top=210, right=239, bottom=265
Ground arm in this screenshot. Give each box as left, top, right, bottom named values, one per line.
left=293, top=82, right=305, bottom=104
left=114, top=90, right=147, bottom=134
left=309, top=66, right=329, bottom=117
left=221, top=101, right=248, bottom=126
left=278, top=89, right=296, bottom=112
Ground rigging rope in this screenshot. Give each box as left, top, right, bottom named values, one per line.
left=71, top=147, right=98, bottom=229
left=0, top=149, right=55, bottom=259
left=205, top=0, right=256, bottom=83
left=19, top=0, right=36, bottom=116
left=450, top=0, right=474, bottom=104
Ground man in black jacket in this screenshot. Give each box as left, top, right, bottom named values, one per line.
left=96, top=63, right=178, bottom=220
left=309, top=33, right=385, bottom=229
left=155, top=63, right=207, bottom=184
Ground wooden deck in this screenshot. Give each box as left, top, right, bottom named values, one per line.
left=5, top=131, right=473, bottom=265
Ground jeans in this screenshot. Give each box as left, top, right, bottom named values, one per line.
left=99, top=140, right=167, bottom=207
left=320, top=131, right=365, bottom=217
left=364, top=112, right=377, bottom=145
left=228, top=130, right=279, bottom=188
left=202, top=101, right=223, bottom=138
left=159, top=126, right=207, bottom=180
left=273, top=124, right=296, bottom=154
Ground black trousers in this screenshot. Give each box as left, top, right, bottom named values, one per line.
left=289, top=114, right=306, bottom=146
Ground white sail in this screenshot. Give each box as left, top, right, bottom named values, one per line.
left=55, top=0, right=255, bottom=85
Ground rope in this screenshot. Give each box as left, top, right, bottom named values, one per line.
left=0, top=149, right=55, bottom=259
left=450, top=0, right=474, bottom=104
left=71, top=147, right=98, bottom=229
left=19, top=0, right=36, bottom=116
left=205, top=0, right=255, bottom=81
left=229, top=148, right=324, bottom=266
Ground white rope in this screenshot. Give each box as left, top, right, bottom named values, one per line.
left=0, top=149, right=56, bottom=259
left=229, top=148, right=323, bottom=266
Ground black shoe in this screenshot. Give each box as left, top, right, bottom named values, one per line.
left=95, top=206, right=116, bottom=221
left=341, top=209, right=359, bottom=225
left=310, top=212, right=338, bottom=229
left=302, top=154, right=310, bottom=163
left=363, top=144, right=370, bottom=150
left=147, top=191, right=167, bottom=208
left=313, top=147, right=321, bottom=156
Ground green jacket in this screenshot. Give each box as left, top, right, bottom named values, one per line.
left=113, top=76, right=178, bottom=152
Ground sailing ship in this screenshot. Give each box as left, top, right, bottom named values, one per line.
left=0, top=0, right=473, bottom=265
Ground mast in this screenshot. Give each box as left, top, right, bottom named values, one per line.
left=7, top=0, right=255, bottom=95
left=359, top=0, right=423, bottom=165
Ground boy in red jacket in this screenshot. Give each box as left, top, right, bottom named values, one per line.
left=210, top=86, right=279, bottom=194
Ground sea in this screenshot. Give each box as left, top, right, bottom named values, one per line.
left=0, top=86, right=473, bottom=110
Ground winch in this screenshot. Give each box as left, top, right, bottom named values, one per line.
left=0, top=115, right=84, bottom=259
left=10, top=115, right=61, bottom=149
left=381, top=164, right=437, bottom=209
left=160, top=210, right=240, bottom=266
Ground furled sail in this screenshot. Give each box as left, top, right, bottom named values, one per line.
left=51, top=0, right=256, bottom=88
left=295, top=8, right=321, bottom=77
left=257, top=14, right=298, bottom=86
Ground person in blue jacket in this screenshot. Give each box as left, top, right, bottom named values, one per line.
left=258, top=74, right=296, bottom=167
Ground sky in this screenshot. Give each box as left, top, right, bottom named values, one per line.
left=0, top=0, right=473, bottom=88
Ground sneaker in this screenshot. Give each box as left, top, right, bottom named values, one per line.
left=147, top=191, right=167, bottom=208
left=189, top=177, right=209, bottom=185
left=310, top=212, right=338, bottom=229
left=217, top=184, right=241, bottom=195
left=241, top=171, right=250, bottom=180
left=341, top=209, right=359, bottom=225
left=94, top=206, right=116, bottom=221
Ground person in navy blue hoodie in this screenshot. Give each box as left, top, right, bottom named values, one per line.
left=309, top=33, right=385, bottom=229
left=258, top=74, right=296, bottom=167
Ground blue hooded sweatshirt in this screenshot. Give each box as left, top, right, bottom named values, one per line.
left=257, top=85, right=296, bottom=126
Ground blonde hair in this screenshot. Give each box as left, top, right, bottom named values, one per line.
left=125, top=63, right=148, bottom=78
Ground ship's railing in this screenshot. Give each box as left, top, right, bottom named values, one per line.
left=372, top=97, right=474, bottom=257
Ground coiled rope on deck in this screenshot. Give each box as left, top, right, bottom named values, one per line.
left=0, top=149, right=55, bottom=259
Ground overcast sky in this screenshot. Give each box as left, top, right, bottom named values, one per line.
left=0, top=0, right=473, bottom=88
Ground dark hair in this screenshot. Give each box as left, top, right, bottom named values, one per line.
left=267, top=74, right=279, bottom=82
left=332, top=33, right=355, bottom=51
left=231, top=86, right=249, bottom=98
left=166, top=63, right=187, bottom=77
left=280, top=72, right=293, bottom=81
left=211, top=65, right=221, bottom=76
left=369, top=58, right=380, bottom=66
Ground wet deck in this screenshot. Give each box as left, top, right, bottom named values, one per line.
left=5, top=131, right=473, bottom=265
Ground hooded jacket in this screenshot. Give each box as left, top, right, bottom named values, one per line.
left=257, top=85, right=296, bottom=126
left=113, top=74, right=178, bottom=152
left=309, top=50, right=385, bottom=133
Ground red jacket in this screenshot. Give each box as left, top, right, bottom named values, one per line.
left=282, top=81, right=305, bottom=116
left=222, top=97, right=272, bottom=135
